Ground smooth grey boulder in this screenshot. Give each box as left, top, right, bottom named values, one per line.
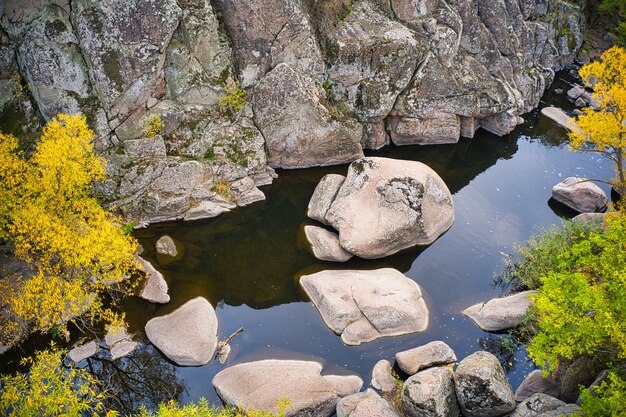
left=67, top=340, right=98, bottom=363
left=337, top=389, right=401, bottom=417
left=213, top=359, right=362, bottom=417
left=253, top=63, right=364, bottom=169
left=155, top=235, right=185, bottom=267
left=145, top=297, right=218, bottom=366
left=402, top=367, right=459, bottom=417
left=303, top=226, right=353, bottom=262
left=325, top=158, right=454, bottom=259
left=508, top=393, right=581, bottom=417
left=552, top=177, right=608, bottom=213
left=230, top=176, right=266, bottom=207
left=104, top=326, right=138, bottom=361
left=515, top=370, right=559, bottom=402
left=395, top=341, right=457, bottom=376
left=307, top=174, right=346, bottom=225
left=455, top=351, right=516, bottom=417
left=137, top=256, right=170, bottom=304
left=540, top=107, right=579, bottom=133
left=552, top=177, right=609, bottom=213
left=371, top=359, right=397, bottom=392
left=572, top=212, right=608, bottom=225
left=462, top=291, right=537, bottom=332
left=300, top=268, right=429, bottom=345
left=566, top=85, right=585, bottom=100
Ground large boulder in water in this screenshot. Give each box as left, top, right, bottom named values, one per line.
left=212, top=359, right=362, bottom=417
left=145, top=297, right=218, bottom=366
left=300, top=268, right=429, bottom=345
left=462, top=290, right=537, bottom=332
left=324, top=157, right=454, bottom=259
left=551, top=177, right=608, bottom=213
left=455, top=351, right=516, bottom=417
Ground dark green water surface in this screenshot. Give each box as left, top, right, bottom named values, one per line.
left=1, top=72, right=615, bottom=414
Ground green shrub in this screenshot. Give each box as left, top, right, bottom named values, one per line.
left=497, top=219, right=602, bottom=291
left=136, top=397, right=290, bottom=417
left=219, top=82, right=246, bottom=115
left=142, top=115, right=164, bottom=138
left=579, top=371, right=626, bottom=417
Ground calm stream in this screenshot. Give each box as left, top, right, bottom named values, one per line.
left=1, top=72, right=615, bottom=414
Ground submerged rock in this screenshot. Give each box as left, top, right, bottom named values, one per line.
left=455, top=351, right=516, bottom=417
left=155, top=235, right=185, bottom=267
left=325, top=157, right=454, bottom=259
left=303, top=225, right=353, bottom=262
left=462, top=290, right=537, bottom=332
left=137, top=256, right=170, bottom=304
left=402, top=367, right=459, bottom=417
left=212, top=359, right=362, bottom=417
left=300, top=268, right=429, bottom=345
left=105, top=326, right=138, bottom=361
left=540, top=107, right=580, bottom=133
left=552, top=177, right=608, bottom=213
left=395, top=341, right=457, bottom=376
left=337, top=388, right=400, bottom=417
left=67, top=340, right=98, bottom=363
left=145, top=297, right=218, bottom=366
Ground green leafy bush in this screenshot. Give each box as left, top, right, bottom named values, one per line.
left=579, top=371, right=626, bottom=417
left=219, top=82, right=246, bottom=116
left=136, top=397, right=290, bottom=417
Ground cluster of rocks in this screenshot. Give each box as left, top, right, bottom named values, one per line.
left=566, top=84, right=601, bottom=114
left=1, top=0, right=585, bottom=223
left=304, top=157, right=454, bottom=261
left=209, top=342, right=582, bottom=417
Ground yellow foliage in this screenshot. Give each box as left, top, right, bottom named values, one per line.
left=569, top=46, right=626, bottom=194
left=0, top=113, right=138, bottom=344
left=142, top=114, right=164, bottom=138
left=0, top=345, right=113, bottom=417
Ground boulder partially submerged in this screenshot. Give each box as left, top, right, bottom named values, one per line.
left=137, top=256, right=170, bottom=304
left=300, top=268, right=429, bottom=345
left=307, top=157, right=454, bottom=260
left=462, top=291, right=537, bottom=332
left=145, top=297, right=218, bottom=366
left=552, top=177, right=608, bottom=213
left=303, top=225, right=353, bottom=262
left=213, top=359, right=362, bottom=417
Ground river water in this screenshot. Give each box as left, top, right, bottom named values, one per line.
left=0, top=72, right=615, bottom=414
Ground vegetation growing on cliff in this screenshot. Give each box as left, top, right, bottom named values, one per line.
left=569, top=46, right=626, bottom=195
left=0, top=114, right=138, bottom=345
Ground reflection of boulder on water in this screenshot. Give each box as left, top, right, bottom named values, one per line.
left=85, top=343, right=186, bottom=416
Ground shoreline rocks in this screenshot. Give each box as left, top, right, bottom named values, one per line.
left=552, top=177, right=608, bottom=213
left=462, top=291, right=537, bottom=332
left=212, top=359, right=362, bottom=417
left=396, top=341, right=457, bottom=375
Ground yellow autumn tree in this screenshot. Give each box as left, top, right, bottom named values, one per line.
left=569, top=46, right=626, bottom=195
left=0, top=114, right=138, bottom=345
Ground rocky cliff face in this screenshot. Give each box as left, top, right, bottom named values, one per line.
left=0, top=0, right=585, bottom=224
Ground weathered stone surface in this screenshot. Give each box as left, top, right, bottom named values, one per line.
left=145, top=297, right=218, bottom=366
left=253, top=63, right=364, bottom=169
left=67, top=340, right=98, bottom=363
left=137, top=256, right=170, bottom=304
left=515, top=370, right=559, bottom=402
left=552, top=177, right=608, bottom=213
left=508, top=393, right=581, bottom=417
left=371, top=360, right=396, bottom=392
left=212, top=359, right=362, bottom=417
left=455, top=351, right=516, bottom=417
left=402, top=367, right=459, bottom=417
left=303, top=226, right=353, bottom=262
left=337, top=389, right=401, bottom=417
left=572, top=212, right=607, bottom=225
left=300, top=268, right=429, bottom=345
left=566, top=85, right=584, bottom=100
left=325, top=157, right=454, bottom=258
left=395, top=341, right=457, bottom=376
left=307, top=174, right=345, bottom=225
left=105, top=326, right=138, bottom=360
left=462, top=290, right=537, bottom=332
